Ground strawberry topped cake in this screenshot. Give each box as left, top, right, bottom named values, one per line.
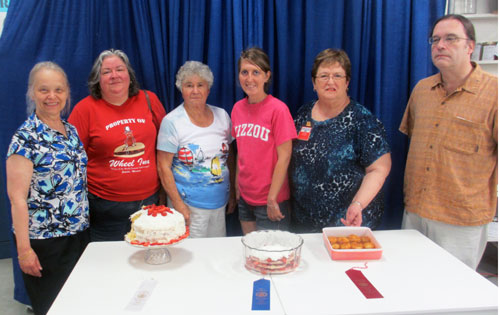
left=125, top=204, right=189, bottom=246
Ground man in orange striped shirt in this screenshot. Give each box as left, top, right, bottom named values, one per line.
left=400, top=14, right=497, bottom=270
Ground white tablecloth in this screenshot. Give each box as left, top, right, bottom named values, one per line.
left=48, top=229, right=498, bottom=315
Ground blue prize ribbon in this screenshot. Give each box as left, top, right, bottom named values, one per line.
left=252, top=278, right=270, bottom=311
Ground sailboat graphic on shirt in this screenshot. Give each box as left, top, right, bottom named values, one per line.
left=210, top=156, right=223, bottom=183
left=175, top=143, right=225, bottom=183
left=178, top=147, right=194, bottom=166
left=196, top=149, right=205, bottom=162
left=211, top=157, right=221, bottom=176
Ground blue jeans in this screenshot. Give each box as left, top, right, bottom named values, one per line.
left=238, top=197, right=291, bottom=231
left=88, top=192, right=159, bottom=242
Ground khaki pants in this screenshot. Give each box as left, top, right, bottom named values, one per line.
left=168, top=200, right=227, bottom=238
left=402, top=210, right=488, bottom=270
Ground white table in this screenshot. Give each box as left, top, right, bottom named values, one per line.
left=48, top=230, right=498, bottom=315
left=272, top=230, right=498, bottom=315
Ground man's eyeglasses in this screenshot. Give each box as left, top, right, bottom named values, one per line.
left=428, top=35, right=469, bottom=46
left=316, top=73, right=346, bottom=82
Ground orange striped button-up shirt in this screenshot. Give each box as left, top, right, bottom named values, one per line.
left=400, top=64, right=497, bottom=226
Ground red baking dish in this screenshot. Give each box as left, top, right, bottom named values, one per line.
left=322, top=227, right=382, bottom=260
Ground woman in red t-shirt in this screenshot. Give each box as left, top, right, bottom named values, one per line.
left=69, top=49, right=166, bottom=241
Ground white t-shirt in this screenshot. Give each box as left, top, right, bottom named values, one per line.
left=157, top=104, right=233, bottom=209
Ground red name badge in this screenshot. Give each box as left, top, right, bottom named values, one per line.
left=297, top=124, right=312, bottom=141
left=346, top=268, right=383, bottom=299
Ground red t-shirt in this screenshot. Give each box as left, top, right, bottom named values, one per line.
left=69, top=90, right=166, bottom=201
left=231, top=95, right=297, bottom=205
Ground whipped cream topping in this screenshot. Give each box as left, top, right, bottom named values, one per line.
left=130, top=206, right=186, bottom=243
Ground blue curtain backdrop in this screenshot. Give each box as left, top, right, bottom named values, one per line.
left=0, top=0, right=445, bottom=305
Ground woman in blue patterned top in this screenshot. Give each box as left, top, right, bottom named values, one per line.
left=6, top=62, right=89, bottom=315
left=290, top=49, right=391, bottom=233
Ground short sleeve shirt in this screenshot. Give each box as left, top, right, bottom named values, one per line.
left=231, top=95, right=297, bottom=205
left=68, top=90, right=166, bottom=202
left=157, top=104, right=233, bottom=209
left=7, top=114, right=89, bottom=239
left=399, top=64, right=497, bottom=226
left=290, top=100, right=391, bottom=231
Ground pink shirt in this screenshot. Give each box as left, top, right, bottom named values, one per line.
left=231, top=95, right=297, bottom=205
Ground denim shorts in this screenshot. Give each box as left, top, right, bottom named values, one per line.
left=238, top=197, right=290, bottom=231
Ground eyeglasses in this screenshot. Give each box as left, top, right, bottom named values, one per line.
left=316, top=73, right=346, bottom=82
left=428, top=35, right=469, bottom=46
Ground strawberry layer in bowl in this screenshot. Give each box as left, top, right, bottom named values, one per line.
left=241, top=230, right=303, bottom=275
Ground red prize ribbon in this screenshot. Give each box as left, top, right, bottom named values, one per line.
left=345, top=262, right=383, bottom=299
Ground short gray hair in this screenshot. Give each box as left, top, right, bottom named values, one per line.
left=26, top=61, right=71, bottom=116
left=87, top=49, right=140, bottom=99
left=175, top=61, right=214, bottom=91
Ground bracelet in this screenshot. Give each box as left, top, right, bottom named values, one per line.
left=18, top=249, right=33, bottom=261
left=351, top=201, right=363, bottom=209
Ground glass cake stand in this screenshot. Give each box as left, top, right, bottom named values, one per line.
left=125, top=230, right=189, bottom=265
left=129, top=243, right=173, bottom=264
left=146, top=246, right=172, bottom=264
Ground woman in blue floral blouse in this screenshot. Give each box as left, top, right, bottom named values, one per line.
left=290, top=49, right=391, bottom=233
left=6, top=62, right=89, bottom=315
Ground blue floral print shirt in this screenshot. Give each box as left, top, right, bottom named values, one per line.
left=7, top=113, right=89, bottom=239
left=290, top=99, right=391, bottom=232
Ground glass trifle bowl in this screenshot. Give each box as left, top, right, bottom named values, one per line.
left=241, top=230, right=304, bottom=275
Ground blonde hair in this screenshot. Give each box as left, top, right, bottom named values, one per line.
left=26, top=61, right=71, bottom=116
